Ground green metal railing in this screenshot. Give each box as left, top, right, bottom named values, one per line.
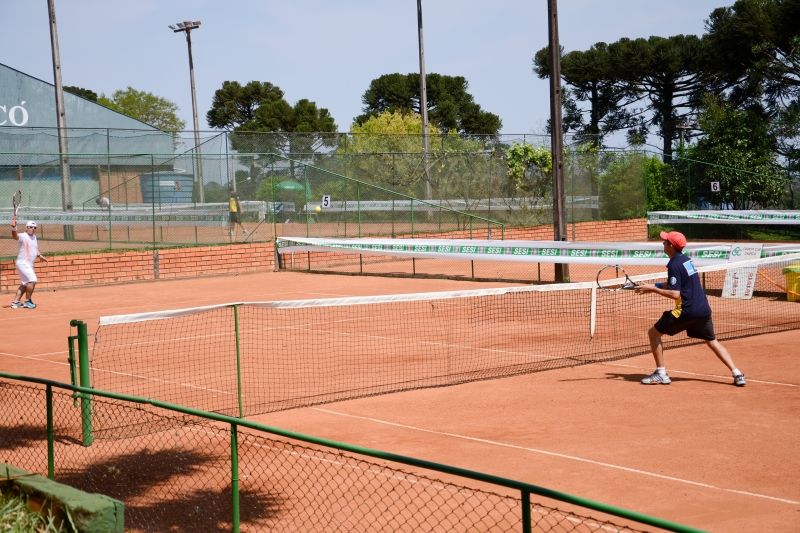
left=0, top=321, right=709, bottom=533
left=0, top=372, right=707, bottom=533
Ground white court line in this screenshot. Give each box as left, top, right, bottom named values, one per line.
left=313, top=408, right=800, bottom=506
left=601, top=362, right=800, bottom=388
left=20, top=350, right=70, bottom=358
left=0, top=352, right=235, bottom=395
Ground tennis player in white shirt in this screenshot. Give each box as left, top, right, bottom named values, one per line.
left=11, top=221, right=48, bottom=309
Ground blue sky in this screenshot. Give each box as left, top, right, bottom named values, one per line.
left=1, top=1, right=720, bottom=136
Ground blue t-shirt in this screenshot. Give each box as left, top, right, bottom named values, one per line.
left=660, top=252, right=712, bottom=319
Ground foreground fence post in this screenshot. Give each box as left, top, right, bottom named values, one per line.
left=231, top=423, right=240, bottom=533
left=521, top=490, right=531, bottom=533
left=46, top=384, right=54, bottom=480
left=70, top=320, right=93, bottom=446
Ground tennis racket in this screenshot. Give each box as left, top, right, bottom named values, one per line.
left=596, top=264, right=638, bottom=292
left=12, top=190, right=21, bottom=227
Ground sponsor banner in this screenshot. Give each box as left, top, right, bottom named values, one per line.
left=11, top=211, right=228, bottom=227
left=305, top=196, right=599, bottom=213
left=648, top=210, right=800, bottom=225
left=722, top=244, right=763, bottom=299
left=278, top=237, right=800, bottom=266
left=276, top=237, right=754, bottom=266
left=722, top=266, right=759, bottom=299
left=729, top=243, right=763, bottom=262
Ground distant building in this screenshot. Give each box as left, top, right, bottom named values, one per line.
left=0, top=62, right=177, bottom=207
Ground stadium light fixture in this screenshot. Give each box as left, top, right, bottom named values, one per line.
left=169, top=20, right=204, bottom=202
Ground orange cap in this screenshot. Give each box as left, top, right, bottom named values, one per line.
left=660, top=231, right=686, bottom=251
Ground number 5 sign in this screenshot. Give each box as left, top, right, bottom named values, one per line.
left=711, top=182, right=721, bottom=192
left=321, top=195, right=331, bottom=208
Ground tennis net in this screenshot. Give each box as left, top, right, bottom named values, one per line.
left=89, top=254, right=800, bottom=417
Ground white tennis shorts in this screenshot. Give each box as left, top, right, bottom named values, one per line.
left=16, top=262, right=37, bottom=285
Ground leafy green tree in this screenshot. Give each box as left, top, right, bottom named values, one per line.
left=609, top=35, right=708, bottom=161
left=98, top=87, right=186, bottom=131
left=337, top=111, right=490, bottom=204
left=504, top=142, right=555, bottom=224
left=241, top=97, right=338, bottom=161
left=704, top=0, right=800, bottom=169
left=643, top=154, right=683, bottom=212
left=355, top=73, right=502, bottom=135
left=63, top=86, right=97, bottom=102
left=534, top=43, right=642, bottom=147
left=597, top=152, right=647, bottom=220
left=686, top=95, right=785, bottom=209
left=206, top=81, right=284, bottom=130
left=704, top=0, right=799, bottom=110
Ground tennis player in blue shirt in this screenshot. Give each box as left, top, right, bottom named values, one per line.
left=634, top=231, right=746, bottom=386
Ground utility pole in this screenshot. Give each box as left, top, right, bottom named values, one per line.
left=416, top=0, right=432, bottom=201
left=47, top=0, right=74, bottom=239
left=547, top=0, right=568, bottom=282
left=169, top=21, right=205, bottom=203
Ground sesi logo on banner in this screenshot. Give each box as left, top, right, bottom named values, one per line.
left=722, top=243, right=763, bottom=299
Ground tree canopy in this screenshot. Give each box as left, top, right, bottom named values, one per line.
left=97, top=87, right=186, bottom=131
left=63, top=86, right=98, bottom=102
left=534, top=43, right=641, bottom=147
left=533, top=0, right=799, bottom=170
left=355, top=73, right=502, bottom=136
left=206, top=81, right=284, bottom=130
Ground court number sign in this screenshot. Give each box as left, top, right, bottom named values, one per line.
left=321, top=195, right=331, bottom=208
left=711, top=182, right=721, bottom=192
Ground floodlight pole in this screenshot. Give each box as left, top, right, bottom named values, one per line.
left=47, top=0, right=74, bottom=239
left=417, top=0, right=432, bottom=201
left=171, top=22, right=205, bottom=203
left=547, top=0, right=568, bottom=282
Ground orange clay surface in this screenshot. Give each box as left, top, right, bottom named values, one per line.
left=1, top=269, right=798, bottom=533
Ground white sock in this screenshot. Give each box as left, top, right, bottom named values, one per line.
left=657, top=367, right=667, bottom=376
left=732, top=368, right=742, bottom=376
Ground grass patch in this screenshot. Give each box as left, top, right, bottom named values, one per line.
left=0, top=491, right=65, bottom=533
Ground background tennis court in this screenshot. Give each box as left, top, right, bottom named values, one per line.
left=1, top=268, right=798, bottom=532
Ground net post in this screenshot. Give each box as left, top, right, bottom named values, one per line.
left=46, top=384, right=54, bottom=480
left=521, top=490, right=531, bottom=533
left=273, top=240, right=281, bottom=272
left=71, top=319, right=93, bottom=446
left=357, top=182, right=362, bottom=238
left=67, top=334, right=78, bottom=407
left=590, top=287, right=597, bottom=338
left=232, top=305, right=244, bottom=418
left=230, top=422, right=240, bottom=533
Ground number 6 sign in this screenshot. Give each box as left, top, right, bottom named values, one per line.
left=711, top=182, right=721, bottom=192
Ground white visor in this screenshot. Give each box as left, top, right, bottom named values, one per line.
left=25, top=221, right=37, bottom=228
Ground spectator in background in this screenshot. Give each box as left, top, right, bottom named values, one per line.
left=229, top=189, right=248, bottom=237
left=96, top=196, right=111, bottom=230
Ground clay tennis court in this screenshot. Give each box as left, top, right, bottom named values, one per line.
left=1, top=269, right=799, bottom=532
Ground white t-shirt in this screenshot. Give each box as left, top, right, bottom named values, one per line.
left=16, top=232, right=39, bottom=267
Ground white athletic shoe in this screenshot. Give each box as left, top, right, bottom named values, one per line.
left=10, top=301, right=22, bottom=309
left=733, top=374, right=746, bottom=387
left=641, top=371, right=671, bottom=385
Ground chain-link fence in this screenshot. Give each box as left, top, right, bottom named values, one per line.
left=2, top=127, right=797, bottom=261
left=0, top=374, right=705, bottom=533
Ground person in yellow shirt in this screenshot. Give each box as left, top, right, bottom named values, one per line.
left=228, top=189, right=248, bottom=237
